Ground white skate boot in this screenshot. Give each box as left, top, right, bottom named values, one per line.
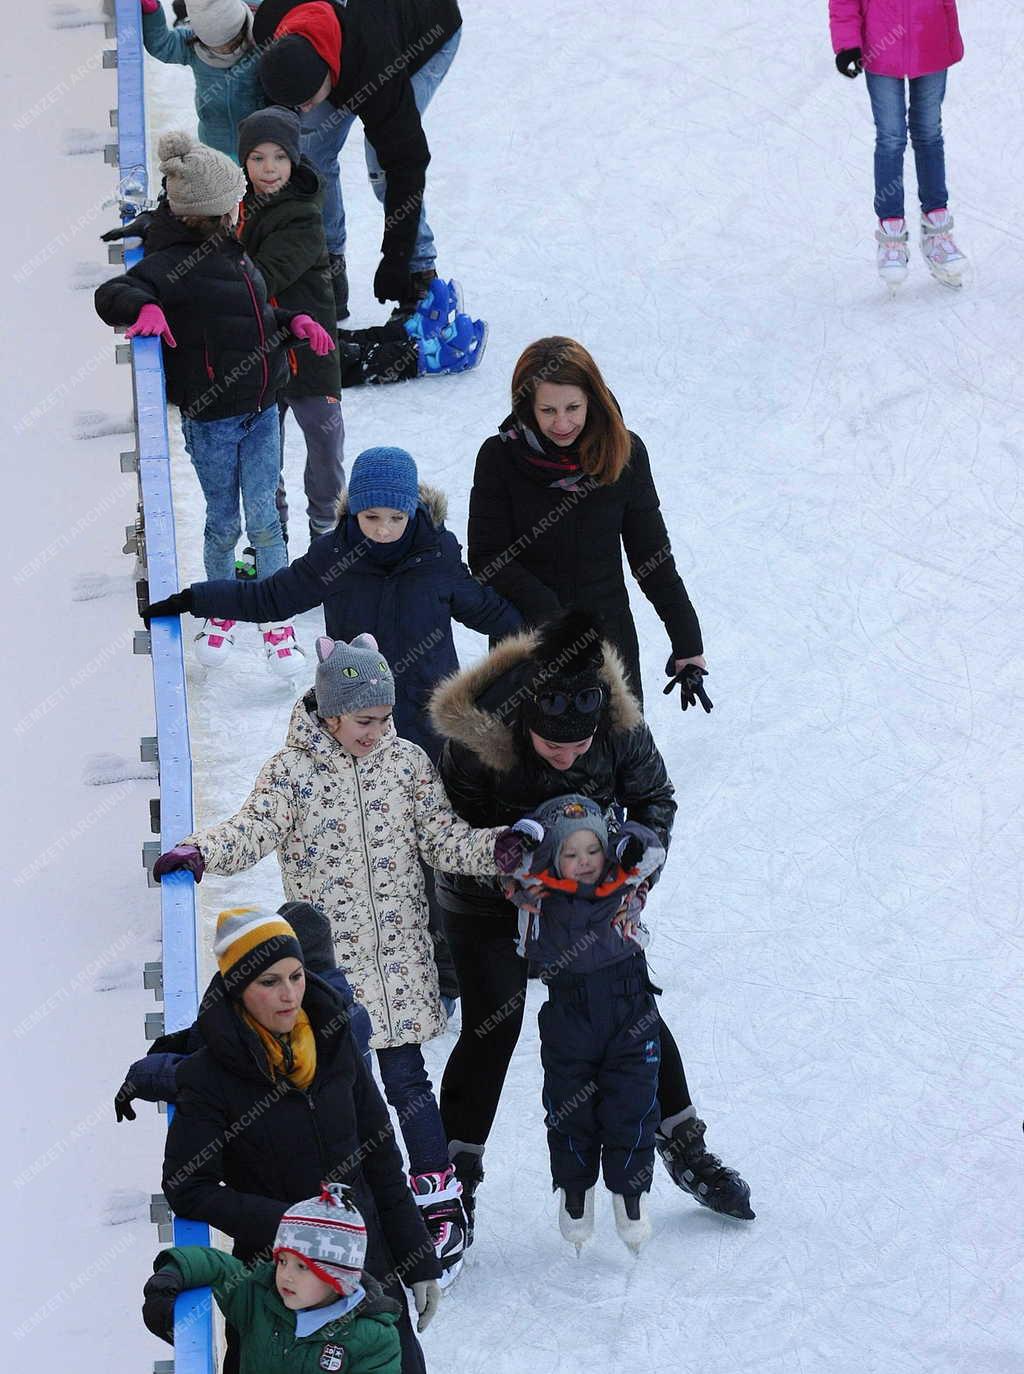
left=194, top=617, right=237, bottom=667
left=612, top=1193, right=651, bottom=1255
left=920, top=208, right=968, bottom=288
left=876, top=217, right=909, bottom=293
left=558, top=1187, right=595, bottom=1255
left=259, top=622, right=306, bottom=678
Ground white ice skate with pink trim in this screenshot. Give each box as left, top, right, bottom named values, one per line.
left=920, top=208, right=968, bottom=288
left=259, top=622, right=306, bottom=678
left=876, top=217, right=909, bottom=294
left=194, top=617, right=237, bottom=667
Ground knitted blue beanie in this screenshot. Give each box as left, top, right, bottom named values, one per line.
left=347, top=447, right=419, bottom=517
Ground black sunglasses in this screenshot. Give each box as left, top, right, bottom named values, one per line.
left=534, top=686, right=604, bottom=717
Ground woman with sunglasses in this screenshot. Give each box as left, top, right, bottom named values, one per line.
left=468, top=336, right=708, bottom=709
left=426, top=609, right=754, bottom=1243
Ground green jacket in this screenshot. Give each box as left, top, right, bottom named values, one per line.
left=238, top=161, right=342, bottom=399
left=157, top=1246, right=401, bottom=1374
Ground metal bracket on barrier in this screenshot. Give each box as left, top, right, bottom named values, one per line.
left=154, top=1363, right=175, bottom=1374
left=109, top=108, right=118, bottom=128
left=102, top=49, right=118, bottom=68
left=107, top=243, right=124, bottom=264
left=145, top=1011, right=166, bottom=1040
left=149, top=797, right=161, bottom=835
left=142, top=839, right=160, bottom=884
left=115, top=343, right=131, bottom=365
left=144, top=961, right=164, bottom=999
left=140, top=735, right=159, bottom=764
left=104, top=143, right=119, bottom=166
left=134, top=630, right=152, bottom=655
left=150, top=1194, right=173, bottom=1242
left=120, top=450, right=138, bottom=473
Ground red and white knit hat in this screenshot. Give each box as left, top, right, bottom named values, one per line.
left=273, top=1183, right=367, bottom=1293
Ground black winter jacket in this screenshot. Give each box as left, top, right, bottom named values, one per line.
left=161, top=971, right=440, bottom=1286
left=468, top=415, right=702, bottom=698
left=190, top=484, right=522, bottom=759
left=238, top=159, right=342, bottom=399
left=427, top=629, right=676, bottom=918
left=253, top=0, right=462, bottom=270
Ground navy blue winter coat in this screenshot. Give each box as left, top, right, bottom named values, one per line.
left=190, top=486, right=523, bottom=760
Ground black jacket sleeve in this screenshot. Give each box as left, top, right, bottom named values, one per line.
left=161, top=1069, right=290, bottom=1255
left=611, top=722, right=677, bottom=860
left=93, top=257, right=165, bottom=327
left=445, top=537, right=525, bottom=641
left=467, top=442, right=564, bottom=625
left=190, top=538, right=350, bottom=623
left=621, top=436, right=703, bottom=659
left=436, top=738, right=499, bottom=828
left=350, top=1046, right=442, bottom=1285
left=359, top=79, right=429, bottom=270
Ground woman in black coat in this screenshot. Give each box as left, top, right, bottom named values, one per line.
left=468, top=336, right=706, bottom=705
left=426, top=611, right=753, bottom=1234
left=161, top=907, right=440, bottom=1374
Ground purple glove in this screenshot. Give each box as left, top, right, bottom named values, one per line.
left=126, top=304, right=176, bottom=348
left=152, top=844, right=204, bottom=883
left=494, top=818, right=545, bottom=875
left=290, top=314, right=335, bottom=356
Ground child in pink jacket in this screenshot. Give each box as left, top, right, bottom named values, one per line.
left=829, top=0, right=968, bottom=290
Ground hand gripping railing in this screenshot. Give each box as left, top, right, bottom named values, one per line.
left=104, top=3, right=214, bottom=1370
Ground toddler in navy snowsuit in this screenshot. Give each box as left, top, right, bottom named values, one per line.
left=496, top=794, right=666, bottom=1253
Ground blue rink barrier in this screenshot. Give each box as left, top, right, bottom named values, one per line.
left=107, top=2, right=215, bottom=1370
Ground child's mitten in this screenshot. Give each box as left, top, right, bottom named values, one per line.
left=142, top=1266, right=184, bottom=1344
left=126, top=304, right=177, bottom=347
left=152, top=844, right=205, bottom=883
left=494, top=819, right=544, bottom=875
left=290, top=314, right=336, bottom=356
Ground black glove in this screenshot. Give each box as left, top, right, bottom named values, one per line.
left=142, top=1267, right=184, bottom=1344
left=143, top=588, right=194, bottom=626
left=114, top=1078, right=137, bottom=1123
left=663, top=658, right=713, bottom=713
left=100, top=210, right=155, bottom=243
left=835, top=47, right=862, bottom=78
left=615, top=835, right=645, bottom=871
left=373, top=256, right=410, bottom=305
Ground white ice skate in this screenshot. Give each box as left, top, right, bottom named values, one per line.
left=875, top=217, right=909, bottom=294
left=410, top=1167, right=467, bottom=1289
left=259, top=622, right=306, bottom=678
left=194, top=617, right=238, bottom=667
left=920, top=208, right=968, bottom=288
left=558, top=1187, right=595, bottom=1255
left=612, top=1193, right=651, bottom=1255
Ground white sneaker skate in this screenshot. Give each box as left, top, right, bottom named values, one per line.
left=875, top=217, right=909, bottom=292
left=612, top=1193, right=651, bottom=1255
left=194, top=617, right=237, bottom=667
left=920, top=208, right=967, bottom=288
left=558, top=1187, right=595, bottom=1254
left=259, top=622, right=305, bottom=678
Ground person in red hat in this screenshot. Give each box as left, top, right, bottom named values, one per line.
left=253, top=0, right=463, bottom=321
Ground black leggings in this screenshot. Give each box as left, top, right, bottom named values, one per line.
left=439, top=905, right=691, bottom=1148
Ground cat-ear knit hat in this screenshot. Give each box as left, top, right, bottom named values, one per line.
left=314, top=633, right=396, bottom=718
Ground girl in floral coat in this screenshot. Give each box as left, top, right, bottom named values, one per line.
left=153, top=633, right=506, bottom=1287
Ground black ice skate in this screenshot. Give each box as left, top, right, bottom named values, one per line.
left=448, top=1144, right=485, bottom=1248
left=655, top=1115, right=755, bottom=1220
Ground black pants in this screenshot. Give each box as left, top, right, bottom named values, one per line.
left=541, top=956, right=660, bottom=1194
left=440, top=906, right=691, bottom=1148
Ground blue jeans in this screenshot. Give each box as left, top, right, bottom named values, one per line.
left=181, top=407, right=287, bottom=582
left=301, top=30, right=461, bottom=269
left=865, top=70, right=949, bottom=220
left=375, top=1043, right=449, bottom=1175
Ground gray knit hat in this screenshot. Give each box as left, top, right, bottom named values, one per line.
left=238, top=106, right=302, bottom=170
left=158, top=130, right=245, bottom=218
left=187, top=0, right=249, bottom=47
left=314, top=633, right=395, bottom=718
left=532, top=794, right=609, bottom=877
left=274, top=1183, right=367, bottom=1293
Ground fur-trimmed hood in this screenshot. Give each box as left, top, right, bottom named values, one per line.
left=335, top=482, right=448, bottom=527
left=428, top=626, right=643, bottom=774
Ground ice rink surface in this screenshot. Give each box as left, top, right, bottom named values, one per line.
left=5, top=4, right=1023, bottom=1371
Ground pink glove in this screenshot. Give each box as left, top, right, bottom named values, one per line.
left=126, top=304, right=176, bottom=347
left=290, top=314, right=335, bottom=356
left=152, top=844, right=204, bottom=883
left=140, top=0, right=160, bottom=12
